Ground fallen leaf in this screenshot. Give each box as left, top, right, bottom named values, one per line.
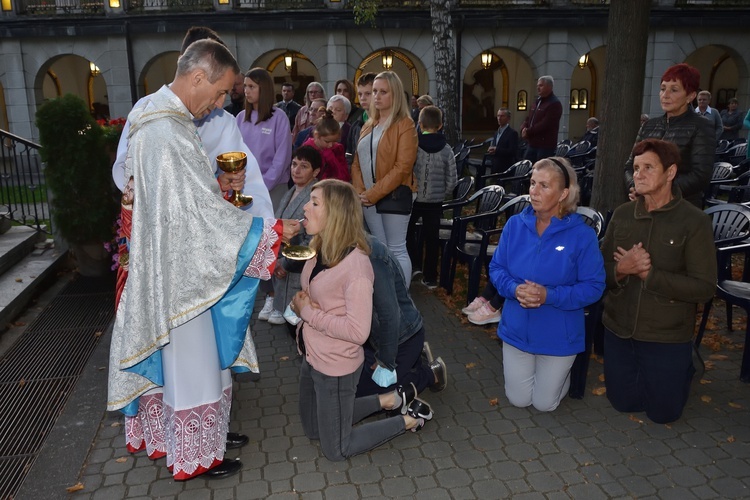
left=465, top=362, right=476, bottom=369
left=15, top=278, right=23, bottom=283
left=115, top=457, right=127, bottom=463
left=709, top=354, right=728, bottom=361
left=489, top=398, right=499, bottom=406
left=13, top=321, right=26, bottom=327
left=19, top=378, right=25, bottom=387
left=701, top=395, right=712, bottom=403
left=628, top=414, right=643, bottom=424
left=279, top=356, right=289, bottom=361
left=727, top=435, right=736, bottom=443
left=94, top=331, right=103, bottom=338
left=66, top=483, right=84, bottom=493
left=664, top=424, right=672, bottom=429
left=699, top=379, right=712, bottom=384
left=705, top=361, right=715, bottom=371
left=591, top=386, right=606, bottom=396
left=110, top=421, right=121, bottom=427
left=728, top=402, right=743, bottom=409
left=598, top=374, right=605, bottom=382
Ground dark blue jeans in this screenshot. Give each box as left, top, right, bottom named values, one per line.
left=357, top=327, right=434, bottom=397
left=603, top=328, right=695, bottom=424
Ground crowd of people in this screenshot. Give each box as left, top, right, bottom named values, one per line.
left=105, top=24, right=743, bottom=481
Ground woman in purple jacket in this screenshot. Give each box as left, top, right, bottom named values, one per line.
left=237, top=67, right=292, bottom=209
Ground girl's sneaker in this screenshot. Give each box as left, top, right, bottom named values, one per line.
left=258, top=295, right=274, bottom=320
left=461, top=297, right=486, bottom=315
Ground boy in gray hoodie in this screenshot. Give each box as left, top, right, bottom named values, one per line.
left=408, top=105, right=457, bottom=288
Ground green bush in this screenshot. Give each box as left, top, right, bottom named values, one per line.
left=36, top=94, right=118, bottom=244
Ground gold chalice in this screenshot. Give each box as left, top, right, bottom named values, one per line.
left=216, top=151, right=254, bottom=207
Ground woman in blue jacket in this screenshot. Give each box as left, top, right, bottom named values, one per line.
left=489, top=157, right=605, bottom=411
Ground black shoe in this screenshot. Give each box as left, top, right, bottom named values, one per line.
left=226, top=432, right=249, bottom=450
left=204, top=458, right=242, bottom=479
left=395, top=382, right=417, bottom=415
left=406, top=397, right=433, bottom=420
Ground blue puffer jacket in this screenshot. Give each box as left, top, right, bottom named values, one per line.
left=489, top=206, right=605, bottom=356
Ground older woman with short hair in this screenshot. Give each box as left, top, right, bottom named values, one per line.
left=489, top=157, right=605, bottom=412
left=603, top=138, right=716, bottom=424
left=334, top=78, right=364, bottom=125
left=327, top=94, right=352, bottom=150
left=625, top=63, right=715, bottom=207
left=292, top=81, right=326, bottom=140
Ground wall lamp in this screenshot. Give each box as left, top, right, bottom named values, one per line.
left=284, top=51, right=293, bottom=72
left=2, top=0, right=13, bottom=11
left=481, top=51, right=494, bottom=70
left=89, top=61, right=101, bottom=77
left=382, top=50, right=393, bottom=70
left=578, top=53, right=589, bottom=69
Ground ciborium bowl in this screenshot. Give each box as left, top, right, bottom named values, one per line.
left=216, top=151, right=253, bottom=207
left=281, top=244, right=317, bottom=273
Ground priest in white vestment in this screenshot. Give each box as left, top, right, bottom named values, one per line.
left=107, top=39, right=298, bottom=481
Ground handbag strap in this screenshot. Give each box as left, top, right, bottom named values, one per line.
left=370, top=130, right=376, bottom=184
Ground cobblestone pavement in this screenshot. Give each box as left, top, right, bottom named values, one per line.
left=63, top=287, right=750, bottom=499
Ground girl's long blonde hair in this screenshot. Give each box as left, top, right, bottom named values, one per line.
left=310, top=179, right=370, bottom=266
left=366, top=71, right=410, bottom=130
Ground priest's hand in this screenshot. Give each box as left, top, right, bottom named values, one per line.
left=218, top=169, right=246, bottom=193
left=281, top=219, right=301, bottom=244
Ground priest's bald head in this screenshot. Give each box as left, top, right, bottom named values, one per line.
left=171, top=39, right=241, bottom=118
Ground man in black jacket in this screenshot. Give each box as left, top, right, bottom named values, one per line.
left=521, top=76, right=562, bottom=163
left=487, top=107, right=519, bottom=174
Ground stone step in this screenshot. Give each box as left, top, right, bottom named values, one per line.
left=0, top=226, right=44, bottom=276
left=0, top=244, right=67, bottom=331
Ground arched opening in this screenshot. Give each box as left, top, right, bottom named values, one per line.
left=263, top=50, right=319, bottom=104
left=353, top=48, right=420, bottom=105
left=567, top=46, right=605, bottom=141
left=139, top=51, right=179, bottom=98
left=462, top=47, right=534, bottom=136
left=37, top=54, right=108, bottom=116
left=685, top=45, right=745, bottom=111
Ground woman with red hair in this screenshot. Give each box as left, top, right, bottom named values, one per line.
left=624, top=63, right=715, bottom=207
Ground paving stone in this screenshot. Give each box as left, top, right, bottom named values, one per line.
left=91, top=485, right=127, bottom=499
left=102, top=472, right=125, bottom=487
left=177, top=488, right=212, bottom=500
left=323, top=484, right=359, bottom=499
left=565, top=483, right=609, bottom=499
left=715, top=457, right=750, bottom=477
left=234, top=480, right=271, bottom=499
left=359, top=483, right=383, bottom=497
left=666, top=465, right=708, bottom=486
left=381, top=476, right=416, bottom=497
left=526, top=471, right=564, bottom=492
left=148, top=478, right=185, bottom=496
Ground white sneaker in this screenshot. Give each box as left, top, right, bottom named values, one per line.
left=258, top=295, right=274, bottom=320
left=461, top=297, right=486, bottom=315
left=468, top=302, right=501, bottom=325
left=267, top=310, right=286, bottom=325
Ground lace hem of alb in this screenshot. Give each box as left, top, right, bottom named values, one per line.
left=124, top=387, right=231, bottom=477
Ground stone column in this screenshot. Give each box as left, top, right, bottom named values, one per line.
left=545, top=29, right=572, bottom=143
left=0, top=39, right=35, bottom=139
left=319, top=31, right=349, bottom=98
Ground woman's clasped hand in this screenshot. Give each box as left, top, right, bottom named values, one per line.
left=514, top=280, right=547, bottom=308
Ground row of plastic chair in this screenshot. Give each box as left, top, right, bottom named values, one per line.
left=696, top=203, right=750, bottom=382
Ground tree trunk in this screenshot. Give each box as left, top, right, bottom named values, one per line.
left=590, top=0, right=651, bottom=215
left=430, top=0, right=459, bottom=146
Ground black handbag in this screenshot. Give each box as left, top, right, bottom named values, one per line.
left=370, top=131, right=413, bottom=215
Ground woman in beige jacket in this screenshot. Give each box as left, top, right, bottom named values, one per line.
left=351, top=71, right=418, bottom=281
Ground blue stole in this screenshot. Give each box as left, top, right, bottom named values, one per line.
left=120, top=217, right=264, bottom=416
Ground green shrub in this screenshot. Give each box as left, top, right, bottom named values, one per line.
left=36, top=94, right=119, bottom=244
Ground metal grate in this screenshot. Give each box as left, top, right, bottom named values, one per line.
left=0, top=275, right=114, bottom=500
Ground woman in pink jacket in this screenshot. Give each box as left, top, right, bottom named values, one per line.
left=290, top=179, right=431, bottom=461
